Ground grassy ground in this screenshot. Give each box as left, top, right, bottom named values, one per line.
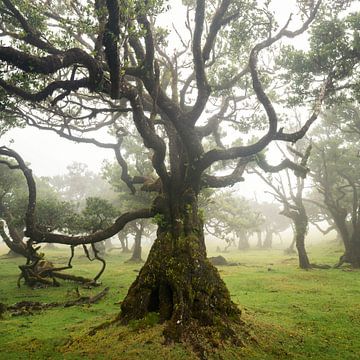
left=0, top=241, right=359, bottom=359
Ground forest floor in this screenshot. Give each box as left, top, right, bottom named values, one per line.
left=0, top=240, right=359, bottom=359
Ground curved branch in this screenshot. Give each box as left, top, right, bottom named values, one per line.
left=256, top=155, right=308, bottom=179
left=201, top=158, right=248, bottom=188
left=31, top=208, right=155, bottom=246
left=275, top=75, right=332, bottom=142
left=195, top=3, right=323, bottom=173
left=0, top=147, right=36, bottom=235
left=0, top=46, right=103, bottom=91
left=0, top=78, right=89, bottom=102
left=187, top=0, right=211, bottom=123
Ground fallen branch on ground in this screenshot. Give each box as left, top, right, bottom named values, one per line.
left=2, top=287, right=109, bottom=316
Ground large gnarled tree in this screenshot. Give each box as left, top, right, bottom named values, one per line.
left=0, top=0, right=346, bottom=349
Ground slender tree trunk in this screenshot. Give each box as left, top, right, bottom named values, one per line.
left=104, top=238, right=113, bottom=251
left=262, top=229, right=273, bottom=249
left=118, top=193, right=241, bottom=347
left=284, top=237, right=296, bottom=254
left=237, top=230, right=249, bottom=250
left=127, top=223, right=143, bottom=262
left=118, top=232, right=131, bottom=253
left=95, top=241, right=106, bottom=256
left=294, top=217, right=311, bottom=269
left=256, top=231, right=262, bottom=248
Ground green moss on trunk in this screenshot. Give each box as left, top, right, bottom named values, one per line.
left=118, top=230, right=244, bottom=355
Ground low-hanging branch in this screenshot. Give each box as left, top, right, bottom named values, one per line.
left=0, top=146, right=155, bottom=246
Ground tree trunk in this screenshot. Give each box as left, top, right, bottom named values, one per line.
left=284, top=237, right=296, bottom=254
left=105, top=238, right=113, bottom=250
left=262, top=229, right=273, bottom=249
left=294, top=218, right=311, bottom=269
left=348, top=236, right=360, bottom=268
left=118, top=232, right=131, bottom=253
left=338, top=233, right=360, bottom=268
left=237, top=230, right=249, bottom=250
left=329, top=213, right=360, bottom=267
left=126, top=223, right=143, bottom=262
left=118, top=195, right=242, bottom=350
left=256, top=231, right=262, bottom=248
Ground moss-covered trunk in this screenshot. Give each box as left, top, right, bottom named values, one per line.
left=118, top=195, right=242, bottom=349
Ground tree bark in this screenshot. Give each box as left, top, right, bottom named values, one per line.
left=118, top=195, right=241, bottom=348
left=126, top=223, right=143, bottom=262
left=329, top=212, right=360, bottom=268
left=337, top=233, right=360, bottom=268
left=0, top=221, right=32, bottom=259
left=118, top=232, right=131, bottom=253
left=294, top=217, right=311, bottom=269
left=347, top=236, right=360, bottom=268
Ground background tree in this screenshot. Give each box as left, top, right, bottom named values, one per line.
left=0, top=160, right=77, bottom=257
left=249, top=200, right=291, bottom=249
left=310, top=108, right=360, bottom=267
left=45, top=162, right=115, bottom=210
left=205, top=191, right=264, bottom=251
left=252, top=143, right=314, bottom=269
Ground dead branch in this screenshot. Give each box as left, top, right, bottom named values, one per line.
left=4, top=287, right=109, bottom=316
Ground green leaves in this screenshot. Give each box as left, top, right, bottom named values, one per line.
left=279, top=9, right=360, bottom=106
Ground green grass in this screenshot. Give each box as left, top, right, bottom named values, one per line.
left=0, top=241, right=359, bottom=359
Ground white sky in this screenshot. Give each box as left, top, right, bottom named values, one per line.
left=2, top=127, right=113, bottom=176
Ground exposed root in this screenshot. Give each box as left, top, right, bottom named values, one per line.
left=334, top=250, right=360, bottom=269
left=310, top=263, right=331, bottom=269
